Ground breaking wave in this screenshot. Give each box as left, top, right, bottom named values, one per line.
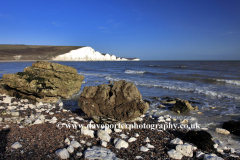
left=79, top=71, right=240, bottom=100
left=148, top=65, right=186, bottom=68
left=78, top=71, right=110, bottom=78
left=149, top=65, right=161, bottom=67
left=214, top=79, right=240, bottom=86
left=124, top=70, right=146, bottom=74
left=220, top=106, right=240, bottom=116
left=105, top=77, right=240, bottom=100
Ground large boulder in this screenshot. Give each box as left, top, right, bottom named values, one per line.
left=222, top=120, right=240, bottom=136
left=171, top=100, right=198, bottom=113
left=78, top=80, right=149, bottom=122
left=0, top=61, right=84, bottom=103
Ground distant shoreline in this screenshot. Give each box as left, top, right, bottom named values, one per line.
left=0, top=60, right=47, bottom=63
left=1, top=60, right=240, bottom=63
left=0, top=60, right=139, bottom=63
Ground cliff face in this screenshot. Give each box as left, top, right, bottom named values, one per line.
left=52, top=47, right=138, bottom=61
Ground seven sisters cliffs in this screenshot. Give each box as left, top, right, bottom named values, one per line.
left=0, top=45, right=140, bottom=61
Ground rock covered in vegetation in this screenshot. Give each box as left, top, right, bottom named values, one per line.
left=171, top=100, right=198, bottom=113
left=186, top=130, right=214, bottom=151
left=222, top=120, right=240, bottom=136
left=0, top=61, right=84, bottom=103
left=78, top=80, right=149, bottom=122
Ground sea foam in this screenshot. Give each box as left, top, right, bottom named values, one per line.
left=81, top=71, right=240, bottom=100
left=78, top=71, right=111, bottom=78
left=106, top=77, right=240, bottom=100
left=214, top=79, right=240, bottom=86
left=124, top=70, right=145, bottom=74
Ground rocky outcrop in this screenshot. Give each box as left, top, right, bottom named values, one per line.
left=78, top=80, right=149, bottom=122
left=222, top=120, right=240, bottom=136
left=0, top=61, right=84, bottom=103
left=171, top=100, right=198, bottom=113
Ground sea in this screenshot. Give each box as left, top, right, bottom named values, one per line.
left=0, top=61, right=240, bottom=144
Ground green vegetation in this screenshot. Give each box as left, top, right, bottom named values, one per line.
left=17, top=72, right=29, bottom=76
left=26, top=76, right=45, bottom=83
left=17, top=72, right=45, bottom=83
left=0, top=45, right=84, bottom=60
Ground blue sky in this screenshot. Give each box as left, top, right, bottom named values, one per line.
left=0, top=0, right=240, bottom=60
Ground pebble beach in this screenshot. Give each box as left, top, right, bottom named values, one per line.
left=0, top=94, right=240, bottom=160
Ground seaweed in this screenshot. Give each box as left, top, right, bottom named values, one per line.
left=17, top=72, right=45, bottom=83
left=26, top=76, right=45, bottom=83
left=16, top=72, right=28, bottom=77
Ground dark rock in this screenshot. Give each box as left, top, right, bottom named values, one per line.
left=164, top=96, right=171, bottom=100
left=171, top=100, right=198, bottom=113
left=186, top=130, right=214, bottom=151
left=143, top=100, right=151, bottom=105
left=222, top=120, right=240, bottom=136
left=189, top=100, right=201, bottom=104
left=78, top=80, right=149, bottom=122
left=92, top=116, right=119, bottom=124
left=191, top=97, right=199, bottom=100
left=0, top=61, right=84, bottom=103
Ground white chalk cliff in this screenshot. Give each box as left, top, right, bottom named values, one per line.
left=52, top=46, right=140, bottom=61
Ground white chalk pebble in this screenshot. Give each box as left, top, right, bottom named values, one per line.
left=11, top=142, right=22, bottom=149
